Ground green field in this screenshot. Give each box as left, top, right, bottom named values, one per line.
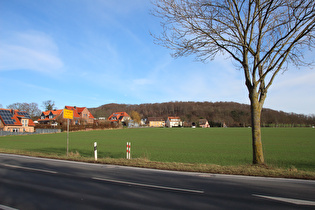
left=0, top=127, right=314, bottom=172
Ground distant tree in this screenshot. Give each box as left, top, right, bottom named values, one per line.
left=6, top=102, right=41, bottom=118
left=42, top=100, right=56, bottom=111
left=7, top=103, right=21, bottom=111
left=152, top=0, right=315, bottom=165
left=0, top=104, right=2, bottom=108
left=130, top=110, right=141, bottom=124
left=27, top=102, right=42, bottom=118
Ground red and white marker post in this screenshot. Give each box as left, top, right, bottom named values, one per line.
left=94, top=142, right=97, bottom=161
left=126, top=142, right=131, bottom=160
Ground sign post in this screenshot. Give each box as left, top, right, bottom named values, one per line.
left=63, top=109, right=73, bottom=156
left=94, top=142, right=97, bottom=161
left=67, top=118, right=69, bottom=156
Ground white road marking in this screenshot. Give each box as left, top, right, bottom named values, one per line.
left=1, top=163, right=58, bottom=174
left=92, top=177, right=204, bottom=194
left=1, top=154, right=315, bottom=185
left=0, top=204, right=19, bottom=210
left=253, top=194, right=315, bottom=206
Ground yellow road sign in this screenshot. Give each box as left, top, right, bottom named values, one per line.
left=63, top=109, right=73, bottom=119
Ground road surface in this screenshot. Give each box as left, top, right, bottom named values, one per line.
left=0, top=153, right=315, bottom=209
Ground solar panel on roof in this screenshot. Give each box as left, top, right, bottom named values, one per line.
left=0, top=110, right=15, bottom=125
left=17, top=111, right=31, bottom=119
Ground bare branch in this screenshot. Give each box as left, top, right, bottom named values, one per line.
left=151, top=0, right=315, bottom=97
left=151, top=0, right=315, bottom=165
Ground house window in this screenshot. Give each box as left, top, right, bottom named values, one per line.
left=49, top=115, right=54, bottom=119
left=41, top=116, right=45, bottom=119
left=22, top=119, right=27, bottom=127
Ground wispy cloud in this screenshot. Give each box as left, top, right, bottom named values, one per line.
left=272, top=68, right=315, bottom=89
left=118, top=54, right=249, bottom=104
left=265, top=69, right=315, bottom=114
left=1, top=0, right=313, bottom=114
left=0, top=30, right=64, bottom=74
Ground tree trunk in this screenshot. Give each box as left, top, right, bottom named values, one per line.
left=249, top=90, right=265, bottom=165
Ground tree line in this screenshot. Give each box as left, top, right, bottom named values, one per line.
left=89, top=101, right=315, bottom=127
left=3, top=101, right=314, bottom=127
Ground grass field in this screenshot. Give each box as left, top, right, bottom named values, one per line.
left=0, top=127, right=314, bottom=173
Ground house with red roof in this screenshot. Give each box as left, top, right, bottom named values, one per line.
left=64, top=106, right=94, bottom=124
left=38, top=106, right=94, bottom=125
left=0, top=108, right=35, bottom=132
left=38, top=109, right=64, bottom=125
left=199, top=119, right=210, bottom=128
left=108, top=112, right=130, bottom=125
left=166, top=116, right=183, bottom=127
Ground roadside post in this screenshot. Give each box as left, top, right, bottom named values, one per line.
left=63, top=109, right=73, bottom=156
left=126, top=142, right=131, bottom=160
left=67, top=119, right=69, bottom=156
left=94, top=142, right=97, bottom=161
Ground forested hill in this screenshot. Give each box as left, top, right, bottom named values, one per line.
left=89, top=101, right=315, bottom=127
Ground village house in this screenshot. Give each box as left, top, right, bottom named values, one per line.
left=140, top=118, right=147, bottom=126
left=199, top=119, right=210, bottom=128
left=148, top=117, right=165, bottom=127
left=38, top=109, right=63, bottom=125
left=0, top=108, right=35, bottom=132
left=108, top=112, right=131, bottom=125
left=38, top=106, right=94, bottom=125
left=65, top=106, right=94, bottom=124
left=166, top=116, right=183, bottom=127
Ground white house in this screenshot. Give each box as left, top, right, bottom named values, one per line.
left=199, top=119, right=210, bottom=128
left=166, top=117, right=183, bottom=127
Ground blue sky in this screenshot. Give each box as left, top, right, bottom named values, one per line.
left=0, top=0, right=314, bottom=115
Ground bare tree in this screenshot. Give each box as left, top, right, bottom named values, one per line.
left=7, top=102, right=41, bottom=118
left=42, top=100, right=56, bottom=111
left=151, top=0, right=315, bottom=164
left=27, top=102, right=42, bottom=118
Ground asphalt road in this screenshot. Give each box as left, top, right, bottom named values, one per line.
left=0, top=153, right=315, bottom=210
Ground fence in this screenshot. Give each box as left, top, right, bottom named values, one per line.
left=0, top=129, right=61, bottom=136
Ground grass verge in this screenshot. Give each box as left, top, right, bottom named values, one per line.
left=1, top=148, right=314, bottom=180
